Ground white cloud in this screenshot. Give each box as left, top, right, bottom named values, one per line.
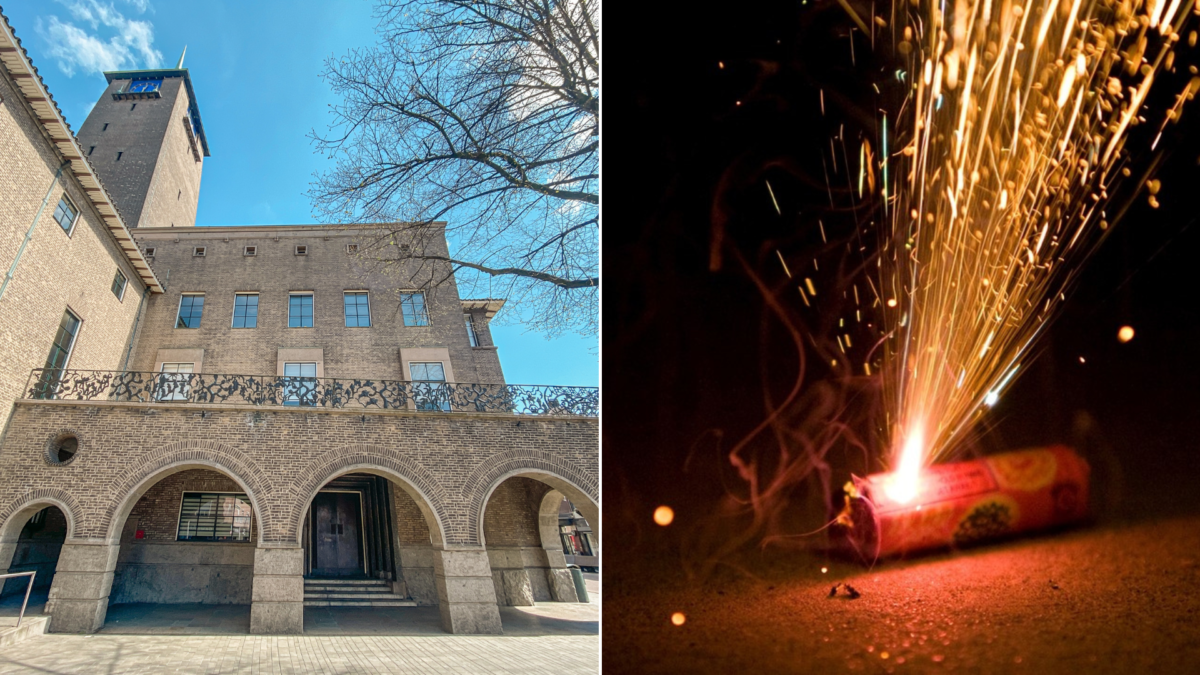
left=38, top=0, right=162, bottom=77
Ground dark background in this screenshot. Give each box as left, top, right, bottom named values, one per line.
left=606, top=0, right=1200, bottom=562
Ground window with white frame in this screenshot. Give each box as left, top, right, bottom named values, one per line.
left=232, top=293, right=259, bottom=328
left=344, top=292, right=370, bottom=327
left=52, top=195, right=77, bottom=234
left=410, top=361, right=450, bottom=411
left=155, top=362, right=194, bottom=401
left=288, top=293, right=313, bottom=328
left=282, top=362, right=317, bottom=406
left=464, top=313, right=479, bottom=346
left=111, top=269, right=127, bottom=301
left=176, top=294, right=204, bottom=328
left=400, top=292, right=429, bottom=326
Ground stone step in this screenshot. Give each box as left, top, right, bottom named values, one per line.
left=304, top=578, right=390, bottom=585
left=304, top=581, right=390, bottom=588
left=304, top=592, right=409, bottom=600
left=303, top=599, right=418, bottom=607
left=303, top=585, right=394, bottom=593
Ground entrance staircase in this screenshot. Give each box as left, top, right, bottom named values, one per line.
left=303, top=578, right=416, bottom=607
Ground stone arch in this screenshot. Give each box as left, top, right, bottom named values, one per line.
left=464, top=451, right=597, bottom=547
left=287, top=446, right=448, bottom=546
left=103, top=440, right=271, bottom=543
left=0, top=489, right=80, bottom=543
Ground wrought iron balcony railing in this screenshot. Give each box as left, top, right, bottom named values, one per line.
left=25, top=369, right=598, bottom=417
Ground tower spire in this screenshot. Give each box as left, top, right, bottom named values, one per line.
left=176, top=45, right=187, bottom=69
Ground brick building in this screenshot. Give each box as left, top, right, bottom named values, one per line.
left=0, top=13, right=597, bottom=636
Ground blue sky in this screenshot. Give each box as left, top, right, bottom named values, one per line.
left=2, top=0, right=598, bottom=387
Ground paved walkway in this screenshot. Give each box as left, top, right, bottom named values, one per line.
left=0, top=578, right=600, bottom=673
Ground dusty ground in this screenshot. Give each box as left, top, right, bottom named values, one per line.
left=604, top=516, right=1200, bottom=673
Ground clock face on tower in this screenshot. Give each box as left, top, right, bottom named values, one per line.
left=127, top=79, right=162, bottom=94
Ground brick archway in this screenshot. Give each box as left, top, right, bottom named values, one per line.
left=0, top=489, right=81, bottom=542
left=102, top=440, right=271, bottom=542
left=286, top=446, right=450, bottom=546
left=463, top=450, right=597, bottom=546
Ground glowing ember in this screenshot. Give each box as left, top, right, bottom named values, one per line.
left=1118, top=325, right=1136, bottom=343
left=671, top=612, right=687, bottom=626
left=885, top=424, right=925, bottom=504
left=653, top=505, right=675, bottom=526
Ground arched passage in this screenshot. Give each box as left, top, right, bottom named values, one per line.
left=93, top=459, right=269, bottom=635
left=477, top=469, right=599, bottom=607
left=0, top=496, right=76, bottom=608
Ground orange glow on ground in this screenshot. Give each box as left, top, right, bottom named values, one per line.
left=653, top=505, right=675, bottom=526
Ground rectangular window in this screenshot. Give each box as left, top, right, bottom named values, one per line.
left=144, top=247, right=156, bottom=257
left=88, top=146, right=95, bottom=156
left=464, top=313, right=479, bottom=346
left=52, top=196, right=77, bottom=234
left=289, top=293, right=313, bottom=328
left=244, top=246, right=257, bottom=256
left=346, top=244, right=358, bottom=254
left=232, top=293, right=259, bottom=328
left=111, top=269, right=127, bottom=301
left=343, top=292, right=370, bottom=327
left=35, top=309, right=81, bottom=397
left=176, top=493, right=252, bottom=542
left=155, top=362, right=194, bottom=401
left=294, top=245, right=308, bottom=256
left=193, top=246, right=205, bottom=256
left=400, top=292, right=429, bottom=326
left=176, top=294, right=204, bottom=328
left=411, top=361, right=450, bottom=411
left=282, top=362, right=317, bottom=406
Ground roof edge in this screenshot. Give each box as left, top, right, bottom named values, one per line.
left=0, top=10, right=164, bottom=294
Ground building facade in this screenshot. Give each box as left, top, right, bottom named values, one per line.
left=0, top=13, right=597, bottom=636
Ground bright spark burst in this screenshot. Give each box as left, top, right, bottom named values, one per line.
left=878, top=0, right=1196, bottom=489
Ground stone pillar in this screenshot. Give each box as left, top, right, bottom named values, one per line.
left=434, top=548, right=502, bottom=634
left=45, top=541, right=119, bottom=633
left=487, top=547, right=534, bottom=606
left=397, top=545, right=438, bottom=605
left=543, top=545, right=579, bottom=602
left=249, top=546, right=304, bottom=634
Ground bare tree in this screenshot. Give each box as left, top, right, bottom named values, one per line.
left=310, top=0, right=599, bottom=337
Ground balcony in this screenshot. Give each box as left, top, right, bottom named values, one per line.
left=25, top=369, right=598, bottom=417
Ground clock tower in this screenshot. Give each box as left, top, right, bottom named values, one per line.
left=75, top=49, right=210, bottom=228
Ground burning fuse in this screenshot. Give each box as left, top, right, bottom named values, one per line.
left=833, top=446, right=1090, bottom=560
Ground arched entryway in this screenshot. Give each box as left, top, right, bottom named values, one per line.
left=97, top=462, right=267, bottom=634
left=0, top=504, right=69, bottom=616
left=478, top=470, right=599, bottom=609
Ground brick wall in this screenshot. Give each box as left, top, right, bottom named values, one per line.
left=127, top=226, right=503, bottom=383
left=75, top=77, right=203, bottom=229
left=483, top=477, right=552, bottom=547
left=124, top=468, right=257, bottom=544
left=0, top=400, right=598, bottom=547
left=393, top=488, right=432, bottom=545
left=0, top=65, right=148, bottom=438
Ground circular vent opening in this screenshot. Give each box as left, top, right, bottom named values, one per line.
left=48, top=434, right=78, bottom=465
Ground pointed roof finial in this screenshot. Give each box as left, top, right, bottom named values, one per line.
left=176, top=45, right=187, bottom=69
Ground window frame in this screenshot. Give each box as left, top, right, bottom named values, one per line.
left=464, top=313, right=479, bottom=346
left=155, top=362, right=194, bottom=401
left=343, top=291, right=371, bottom=328
left=232, top=293, right=260, bottom=329
left=175, top=491, right=254, bottom=543
left=144, top=247, right=156, bottom=258
left=410, top=361, right=451, bottom=411
left=111, top=269, right=127, bottom=301
left=192, top=246, right=206, bottom=257
left=294, top=245, right=308, bottom=256
left=36, top=309, right=82, bottom=398
left=288, top=292, right=314, bottom=328
left=243, top=246, right=257, bottom=256
left=175, top=293, right=205, bottom=329
left=281, top=362, right=318, bottom=406
left=400, top=291, right=430, bottom=327
left=52, top=195, right=78, bottom=236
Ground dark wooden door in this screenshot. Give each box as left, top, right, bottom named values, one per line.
left=312, top=492, right=362, bottom=576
